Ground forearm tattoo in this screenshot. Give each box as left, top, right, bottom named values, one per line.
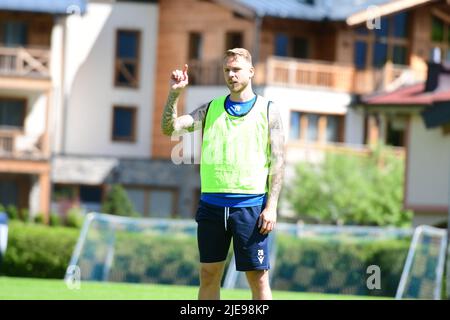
left=161, top=90, right=180, bottom=136
left=161, top=91, right=208, bottom=136
left=267, top=103, right=286, bottom=211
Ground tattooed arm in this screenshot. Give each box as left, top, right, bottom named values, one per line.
left=161, top=64, right=208, bottom=136
left=258, top=102, right=286, bottom=235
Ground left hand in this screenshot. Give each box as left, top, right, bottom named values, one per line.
left=258, top=207, right=277, bottom=235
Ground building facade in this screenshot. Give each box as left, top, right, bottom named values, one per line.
left=0, top=0, right=87, bottom=221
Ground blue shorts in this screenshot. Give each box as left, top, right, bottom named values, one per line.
left=195, top=200, right=270, bottom=271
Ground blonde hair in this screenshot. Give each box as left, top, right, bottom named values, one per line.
left=224, top=48, right=253, bottom=66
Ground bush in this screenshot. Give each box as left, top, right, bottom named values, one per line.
left=20, top=208, right=30, bottom=223
left=0, top=221, right=79, bottom=278
left=284, top=144, right=413, bottom=226
left=66, top=207, right=85, bottom=228
left=49, top=213, right=62, bottom=227
left=33, top=213, right=46, bottom=224
left=101, top=184, right=137, bottom=217
left=6, top=205, right=19, bottom=220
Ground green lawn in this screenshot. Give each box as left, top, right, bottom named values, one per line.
left=0, top=277, right=389, bottom=300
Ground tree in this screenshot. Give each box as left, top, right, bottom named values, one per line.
left=283, top=145, right=413, bottom=226
left=101, top=184, right=137, bottom=217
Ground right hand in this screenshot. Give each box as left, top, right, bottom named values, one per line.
left=170, top=64, right=189, bottom=92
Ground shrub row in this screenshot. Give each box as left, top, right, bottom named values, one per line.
left=0, top=204, right=84, bottom=228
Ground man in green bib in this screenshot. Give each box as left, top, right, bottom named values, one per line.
left=162, top=48, right=285, bottom=300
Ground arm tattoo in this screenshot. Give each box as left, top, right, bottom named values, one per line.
left=267, top=102, right=286, bottom=211
left=161, top=90, right=208, bottom=136
left=161, top=90, right=181, bottom=136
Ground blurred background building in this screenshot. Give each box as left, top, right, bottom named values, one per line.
left=0, top=0, right=449, bottom=226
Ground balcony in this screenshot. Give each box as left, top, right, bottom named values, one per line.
left=0, top=130, right=47, bottom=160
left=0, top=47, right=50, bottom=78
left=189, top=56, right=423, bottom=94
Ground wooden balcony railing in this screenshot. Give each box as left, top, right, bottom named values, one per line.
left=188, top=59, right=224, bottom=85
left=0, top=47, right=50, bottom=78
left=188, top=56, right=424, bottom=94
left=0, top=131, right=14, bottom=154
left=0, top=130, right=47, bottom=159
left=261, top=57, right=355, bottom=92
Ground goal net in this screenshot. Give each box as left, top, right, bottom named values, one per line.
left=65, top=212, right=199, bottom=286
left=224, top=222, right=414, bottom=297
left=66, top=213, right=447, bottom=298
left=395, top=225, right=447, bottom=300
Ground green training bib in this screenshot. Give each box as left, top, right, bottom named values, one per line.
left=200, top=95, right=271, bottom=194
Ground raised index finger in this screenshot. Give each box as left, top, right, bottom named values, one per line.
left=182, top=64, right=189, bottom=80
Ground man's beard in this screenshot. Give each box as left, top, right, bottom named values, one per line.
left=228, top=80, right=248, bottom=93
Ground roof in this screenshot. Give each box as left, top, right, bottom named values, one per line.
left=362, top=61, right=450, bottom=129
left=363, top=82, right=450, bottom=106
left=363, top=62, right=450, bottom=106
left=347, top=0, right=436, bottom=26
left=0, top=0, right=87, bottom=15
left=229, top=0, right=393, bottom=21
left=52, top=156, right=118, bottom=185
left=362, top=83, right=450, bottom=106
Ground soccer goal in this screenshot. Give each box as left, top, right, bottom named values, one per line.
left=65, top=212, right=199, bottom=285
left=223, top=222, right=413, bottom=297
left=395, top=225, right=448, bottom=300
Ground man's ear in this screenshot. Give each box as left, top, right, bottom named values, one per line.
left=249, top=66, right=255, bottom=79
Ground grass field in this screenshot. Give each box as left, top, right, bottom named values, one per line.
left=0, top=277, right=390, bottom=300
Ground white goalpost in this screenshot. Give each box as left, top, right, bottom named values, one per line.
left=395, top=225, right=447, bottom=300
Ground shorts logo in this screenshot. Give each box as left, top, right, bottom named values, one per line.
left=257, top=249, right=264, bottom=264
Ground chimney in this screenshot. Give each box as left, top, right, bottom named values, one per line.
left=424, top=62, right=442, bottom=92
left=424, top=48, right=450, bottom=92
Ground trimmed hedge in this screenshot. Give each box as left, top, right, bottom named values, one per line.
left=273, top=235, right=410, bottom=297
left=0, top=221, right=79, bottom=278
left=0, top=221, right=410, bottom=297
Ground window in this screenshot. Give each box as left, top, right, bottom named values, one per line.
left=125, top=187, right=178, bottom=218
left=325, top=115, right=340, bottom=143
left=52, top=184, right=103, bottom=213
left=0, top=180, right=18, bottom=207
left=274, top=33, right=309, bottom=59
left=306, top=114, right=319, bottom=142
left=115, top=30, right=140, bottom=87
left=431, top=15, right=444, bottom=42
left=353, top=12, right=409, bottom=68
left=292, top=37, right=309, bottom=59
left=188, top=32, right=203, bottom=60
left=112, top=106, right=137, bottom=142
left=354, top=41, right=368, bottom=70
left=148, top=191, right=174, bottom=218
left=275, top=33, right=289, bottom=57
left=0, top=99, right=26, bottom=129
left=386, top=118, right=405, bottom=147
left=430, top=15, right=450, bottom=61
left=225, top=32, right=243, bottom=50
left=289, top=111, right=344, bottom=143
left=0, top=21, right=27, bottom=47
left=80, top=185, right=103, bottom=203
left=289, top=111, right=301, bottom=140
